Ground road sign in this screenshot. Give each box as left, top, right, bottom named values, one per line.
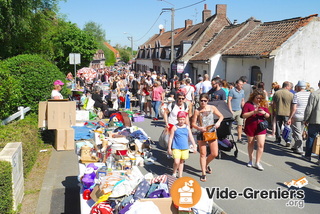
left=69, top=53, right=81, bottom=65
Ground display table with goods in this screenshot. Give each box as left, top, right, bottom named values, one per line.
left=76, top=121, right=174, bottom=214
left=74, top=111, right=220, bottom=214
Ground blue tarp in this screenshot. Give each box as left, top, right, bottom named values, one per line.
left=72, top=126, right=94, bottom=140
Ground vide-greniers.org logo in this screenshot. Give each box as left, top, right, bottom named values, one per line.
left=171, top=177, right=307, bottom=209
left=205, top=176, right=308, bottom=209
left=205, top=187, right=305, bottom=200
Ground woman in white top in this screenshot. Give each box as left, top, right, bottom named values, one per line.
left=51, top=80, right=64, bottom=99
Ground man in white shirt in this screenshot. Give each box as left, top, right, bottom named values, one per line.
left=200, top=74, right=212, bottom=94
left=287, top=80, right=310, bottom=154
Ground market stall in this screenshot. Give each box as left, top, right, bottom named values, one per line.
left=74, top=112, right=174, bottom=213
left=74, top=110, right=221, bottom=214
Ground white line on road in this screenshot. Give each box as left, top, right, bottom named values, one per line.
left=238, top=148, right=273, bottom=167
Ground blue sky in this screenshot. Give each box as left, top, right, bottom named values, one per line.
left=58, top=0, right=320, bottom=50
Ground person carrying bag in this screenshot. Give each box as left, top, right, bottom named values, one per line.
left=191, top=93, right=224, bottom=182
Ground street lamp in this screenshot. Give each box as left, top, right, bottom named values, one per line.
left=160, top=0, right=175, bottom=78
left=123, top=32, right=133, bottom=58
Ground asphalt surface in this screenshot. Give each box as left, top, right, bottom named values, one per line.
left=36, top=115, right=320, bottom=214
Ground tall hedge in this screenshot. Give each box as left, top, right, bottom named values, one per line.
left=0, top=69, right=22, bottom=120
left=0, top=54, right=66, bottom=113
left=0, top=161, right=13, bottom=213
left=0, top=114, right=43, bottom=177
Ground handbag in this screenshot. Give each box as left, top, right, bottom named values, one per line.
left=199, top=110, right=217, bottom=142
left=258, top=119, right=268, bottom=131
left=158, top=128, right=169, bottom=149
left=203, top=125, right=218, bottom=141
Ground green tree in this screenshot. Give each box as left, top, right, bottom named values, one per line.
left=118, top=48, right=130, bottom=63
left=83, top=21, right=106, bottom=43
left=83, top=21, right=117, bottom=66
left=99, top=43, right=116, bottom=66
left=52, top=21, right=98, bottom=74
left=0, top=0, right=61, bottom=59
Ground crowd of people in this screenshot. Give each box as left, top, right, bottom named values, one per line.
left=51, top=65, right=320, bottom=181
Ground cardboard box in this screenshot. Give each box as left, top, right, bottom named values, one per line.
left=312, top=136, right=320, bottom=155
left=38, top=101, right=48, bottom=128
left=47, top=101, right=76, bottom=129
left=139, top=198, right=178, bottom=214
left=55, top=128, right=75, bottom=151
left=38, top=100, right=76, bottom=129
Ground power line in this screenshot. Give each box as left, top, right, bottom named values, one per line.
left=176, top=0, right=206, bottom=11
left=135, top=11, right=164, bottom=42
left=135, top=0, right=206, bottom=42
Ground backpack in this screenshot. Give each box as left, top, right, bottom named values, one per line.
left=169, top=101, right=187, bottom=115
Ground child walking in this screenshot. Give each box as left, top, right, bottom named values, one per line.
left=167, top=111, right=197, bottom=178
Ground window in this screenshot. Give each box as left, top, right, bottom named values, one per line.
left=251, top=66, right=262, bottom=85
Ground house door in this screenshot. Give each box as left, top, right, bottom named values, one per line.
left=251, top=66, right=262, bottom=85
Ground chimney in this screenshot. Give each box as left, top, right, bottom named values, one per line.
left=159, top=28, right=165, bottom=34
left=216, top=4, right=227, bottom=18
left=202, top=4, right=211, bottom=23
left=185, top=19, right=193, bottom=29
left=233, top=19, right=238, bottom=25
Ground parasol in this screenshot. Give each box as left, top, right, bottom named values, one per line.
left=77, top=67, right=97, bottom=82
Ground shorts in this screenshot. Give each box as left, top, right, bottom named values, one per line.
left=172, top=149, right=189, bottom=160
left=196, top=132, right=204, bottom=141
left=233, top=110, right=244, bottom=126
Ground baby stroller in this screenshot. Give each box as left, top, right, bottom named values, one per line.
left=208, top=100, right=238, bottom=158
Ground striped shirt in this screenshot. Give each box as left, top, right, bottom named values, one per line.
left=292, top=90, right=310, bottom=119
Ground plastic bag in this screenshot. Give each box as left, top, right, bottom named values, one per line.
left=282, top=125, right=291, bottom=141
left=158, top=128, right=169, bottom=149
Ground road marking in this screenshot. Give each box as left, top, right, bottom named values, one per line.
left=238, top=148, right=273, bottom=167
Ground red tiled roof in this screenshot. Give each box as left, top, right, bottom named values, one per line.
left=190, top=18, right=261, bottom=61
left=223, top=14, right=318, bottom=57
left=138, top=24, right=200, bottom=49
left=104, top=42, right=120, bottom=57
left=182, top=14, right=230, bottom=59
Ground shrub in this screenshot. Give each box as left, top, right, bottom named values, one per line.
left=0, top=161, right=13, bottom=213
left=0, top=54, right=67, bottom=113
left=0, top=69, right=22, bottom=120
left=0, top=114, right=44, bottom=177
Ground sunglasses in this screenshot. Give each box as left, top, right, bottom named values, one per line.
left=178, top=97, right=185, bottom=100
left=200, top=100, right=208, bottom=102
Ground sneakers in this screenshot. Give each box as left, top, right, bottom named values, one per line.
left=285, top=142, right=291, bottom=147
left=152, top=118, right=159, bottom=121
left=247, top=161, right=253, bottom=168
left=254, top=162, right=264, bottom=171
left=301, top=155, right=311, bottom=162
left=237, top=139, right=245, bottom=145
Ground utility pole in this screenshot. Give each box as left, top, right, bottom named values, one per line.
left=162, top=7, right=175, bottom=78
left=124, top=32, right=134, bottom=58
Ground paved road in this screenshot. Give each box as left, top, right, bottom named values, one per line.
left=37, top=116, right=320, bottom=214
